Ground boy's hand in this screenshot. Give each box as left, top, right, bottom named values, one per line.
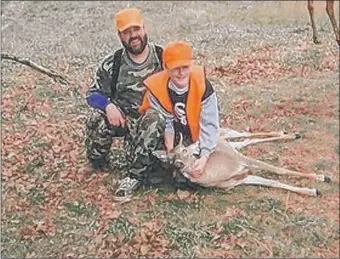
left=189, top=155, right=208, bottom=179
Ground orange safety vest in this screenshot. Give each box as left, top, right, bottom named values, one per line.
left=139, top=65, right=206, bottom=142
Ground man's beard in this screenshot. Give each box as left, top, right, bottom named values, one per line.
left=122, top=34, right=148, bottom=55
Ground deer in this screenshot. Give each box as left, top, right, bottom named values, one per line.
left=153, top=128, right=332, bottom=197
left=307, top=0, right=340, bottom=46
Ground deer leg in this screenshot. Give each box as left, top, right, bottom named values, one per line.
left=326, top=0, right=340, bottom=46
left=195, top=168, right=250, bottom=187
left=242, top=153, right=331, bottom=183
left=228, top=133, right=299, bottom=150
left=219, top=128, right=288, bottom=140
left=215, top=178, right=242, bottom=190
left=226, top=175, right=320, bottom=196
left=219, top=128, right=256, bottom=139
left=307, top=0, right=322, bottom=44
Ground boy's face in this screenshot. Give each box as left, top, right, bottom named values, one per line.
left=167, top=65, right=191, bottom=88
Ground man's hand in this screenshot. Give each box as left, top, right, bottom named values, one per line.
left=105, top=103, right=125, bottom=127
left=189, top=155, right=208, bottom=179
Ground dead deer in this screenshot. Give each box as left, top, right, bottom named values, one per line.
left=307, top=0, right=340, bottom=45
left=153, top=128, right=331, bottom=196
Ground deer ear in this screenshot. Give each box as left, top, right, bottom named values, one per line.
left=152, top=150, right=170, bottom=163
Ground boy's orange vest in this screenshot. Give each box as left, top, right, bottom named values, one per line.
left=139, top=65, right=206, bottom=142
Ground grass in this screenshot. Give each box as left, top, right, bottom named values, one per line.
left=106, top=217, right=136, bottom=243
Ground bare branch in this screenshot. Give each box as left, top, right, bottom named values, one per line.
left=1, top=53, right=70, bottom=85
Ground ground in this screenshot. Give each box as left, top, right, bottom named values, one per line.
left=1, top=1, right=339, bottom=258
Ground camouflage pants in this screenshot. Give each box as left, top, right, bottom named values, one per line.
left=85, top=109, right=172, bottom=184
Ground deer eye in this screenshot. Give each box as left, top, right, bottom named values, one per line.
left=182, top=149, right=187, bottom=155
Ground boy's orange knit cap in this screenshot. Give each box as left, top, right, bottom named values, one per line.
left=115, top=8, right=144, bottom=32
left=163, top=41, right=193, bottom=70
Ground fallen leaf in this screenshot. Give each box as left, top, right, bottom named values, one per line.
left=176, top=190, right=191, bottom=200
left=140, top=244, right=149, bottom=256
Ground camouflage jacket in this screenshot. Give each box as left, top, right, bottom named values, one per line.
left=86, top=43, right=163, bottom=118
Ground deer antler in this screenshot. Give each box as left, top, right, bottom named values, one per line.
left=178, top=132, right=183, bottom=146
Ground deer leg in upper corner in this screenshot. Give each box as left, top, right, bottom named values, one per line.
left=229, top=175, right=320, bottom=196
left=307, top=0, right=322, bottom=44
left=326, top=0, right=340, bottom=46
left=228, top=134, right=299, bottom=150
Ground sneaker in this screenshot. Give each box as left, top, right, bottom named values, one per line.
left=114, top=176, right=141, bottom=202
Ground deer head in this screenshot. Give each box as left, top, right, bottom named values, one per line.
left=152, top=133, right=199, bottom=172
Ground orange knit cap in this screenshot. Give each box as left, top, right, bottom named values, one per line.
left=163, top=41, right=193, bottom=70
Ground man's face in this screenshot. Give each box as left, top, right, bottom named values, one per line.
left=168, top=65, right=191, bottom=88
left=119, top=25, right=148, bottom=55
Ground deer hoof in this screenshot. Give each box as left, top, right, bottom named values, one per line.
left=294, top=133, right=302, bottom=140
left=324, top=176, right=332, bottom=183
left=315, top=189, right=321, bottom=196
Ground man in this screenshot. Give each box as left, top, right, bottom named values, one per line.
left=139, top=41, right=220, bottom=188
left=85, top=8, right=165, bottom=199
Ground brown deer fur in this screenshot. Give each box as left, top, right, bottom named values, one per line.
left=153, top=128, right=331, bottom=196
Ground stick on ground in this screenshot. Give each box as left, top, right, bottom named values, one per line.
left=1, top=53, right=70, bottom=85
